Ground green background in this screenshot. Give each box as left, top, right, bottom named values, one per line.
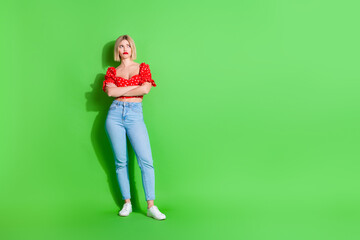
left=1, top=0, right=359, bottom=239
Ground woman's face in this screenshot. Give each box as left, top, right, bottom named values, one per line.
left=118, top=40, right=132, bottom=60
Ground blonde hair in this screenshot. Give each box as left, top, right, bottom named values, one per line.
left=114, top=35, right=137, bottom=62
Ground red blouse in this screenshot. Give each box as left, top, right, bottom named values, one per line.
left=102, top=62, right=157, bottom=99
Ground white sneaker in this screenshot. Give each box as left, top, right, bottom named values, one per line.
left=147, top=205, right=166, bottom=220
left=119, top=202, right=132, bottom=216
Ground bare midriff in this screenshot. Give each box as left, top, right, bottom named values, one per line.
left=115, top=97, right=143, bottom=103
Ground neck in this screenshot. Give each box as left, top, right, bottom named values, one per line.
left=120, top=58, right=133, bottom=67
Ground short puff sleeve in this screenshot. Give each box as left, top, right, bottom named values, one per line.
left=140, top=63, right=157, bottom=87
left=102, top=67, right=116, bottom=92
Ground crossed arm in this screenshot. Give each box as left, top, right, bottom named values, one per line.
left=104, top=82, right=152, bottom=97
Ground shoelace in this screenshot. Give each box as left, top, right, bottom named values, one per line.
left=151, top=206, right=164, bottom=217
left=122, top=204, right=131, bottom=211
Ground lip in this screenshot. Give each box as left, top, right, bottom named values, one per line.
left=123, top=52, right=128, bottom=54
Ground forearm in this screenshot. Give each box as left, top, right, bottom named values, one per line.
left=122, top=86, right=146, bottom=96
left=106, top=86, right=138, bottom=97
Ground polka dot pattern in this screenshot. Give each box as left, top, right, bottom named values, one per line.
left=102, top=62, right=157, bottom=99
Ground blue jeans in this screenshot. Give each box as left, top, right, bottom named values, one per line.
left=105, top=100, right=155, bottom=201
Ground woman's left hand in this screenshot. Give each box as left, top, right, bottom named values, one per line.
left=106, top=82, right=117, bottom=88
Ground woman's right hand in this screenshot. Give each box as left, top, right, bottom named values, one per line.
left=141, top=82, right=152, bottom=94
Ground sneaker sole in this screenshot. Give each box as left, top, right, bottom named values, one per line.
left=119, top=210, right=132, bottom=216
left=147, top=212, right=166, bottom=220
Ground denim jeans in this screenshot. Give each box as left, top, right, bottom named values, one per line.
left=105, top=100, right=155, bottom=201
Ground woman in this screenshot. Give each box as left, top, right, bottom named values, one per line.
left=102, top=35, right=166, bottom=220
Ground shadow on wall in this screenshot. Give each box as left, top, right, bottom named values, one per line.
left=85, top=41, right=143, bottom=214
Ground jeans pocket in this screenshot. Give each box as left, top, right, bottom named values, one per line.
left=131, top=105, right=143, bottom=113
left=109, top=103, right=117, bottom=110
